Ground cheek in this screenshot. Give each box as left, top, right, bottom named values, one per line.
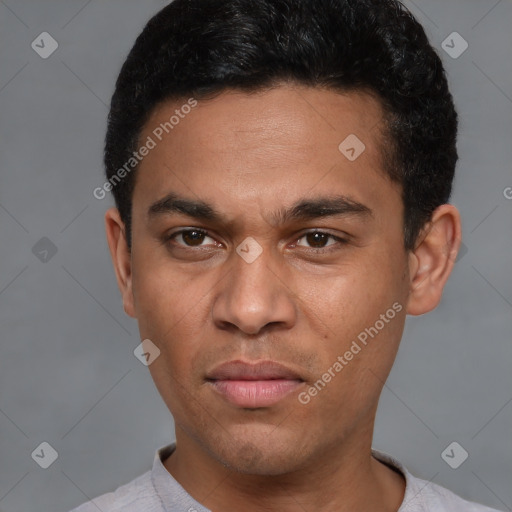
left=146, top=356, right=201, bottom=430
left=131, top=259, right=218, bottom=394
left=301, top=305, right=406, bottom=431
left=293, top=255, right=407, bottom=383
left=294, top=256, right=403, bottom=329
left=131, top=250, right=210, bottom=335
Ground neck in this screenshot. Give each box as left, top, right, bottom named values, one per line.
left=163, top=427, right=405, bottom=512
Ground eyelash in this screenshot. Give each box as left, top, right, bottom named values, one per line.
left=165, top=228, right=348, bottom=253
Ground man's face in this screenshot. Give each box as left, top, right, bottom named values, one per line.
left=126, top=85, right=411, bottom=474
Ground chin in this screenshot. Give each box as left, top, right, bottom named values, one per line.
left=205, top=430, right=311, bottom=476
left=220, top=444, right=300, bottom=475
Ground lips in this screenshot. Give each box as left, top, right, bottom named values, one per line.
left=206, top=360, right=305, bottom=408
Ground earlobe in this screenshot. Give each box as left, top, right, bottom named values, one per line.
left=406, top=204, right=462, bottom=316
left=104, top=208, right=136, bottom=318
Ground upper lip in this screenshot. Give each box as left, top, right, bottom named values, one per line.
left=206, top=360, right=304, bottom=381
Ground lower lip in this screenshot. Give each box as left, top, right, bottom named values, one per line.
left=208, top=379, right=303, bottom=408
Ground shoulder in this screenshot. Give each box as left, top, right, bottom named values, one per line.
left=68, top=470, right=158, bottom=512
left=403, top=472, right=503, bottom=512
left=372, top=449, right=504, bottom=512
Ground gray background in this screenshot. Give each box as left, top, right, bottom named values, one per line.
left=0, top=1, right=511, bottom=511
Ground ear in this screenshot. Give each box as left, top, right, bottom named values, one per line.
left=105, top=207, right=136, bottom=318
left=406, top=204, right=462, bottom=316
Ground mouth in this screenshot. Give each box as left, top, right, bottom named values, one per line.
left=205, top=360, right=305, bottom=408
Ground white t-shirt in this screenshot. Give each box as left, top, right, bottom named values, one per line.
left=69, top=443, right=503, bottom=512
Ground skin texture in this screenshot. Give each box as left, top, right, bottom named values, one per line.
left=105, top=84, right=461, bottom=512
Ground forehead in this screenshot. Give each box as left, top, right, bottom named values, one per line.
left=133, top=85, right=398, bottom=221
left=146, top=85, right=385, bottom=155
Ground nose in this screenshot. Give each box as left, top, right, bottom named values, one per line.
left=211, top=244, right=297, bottom=335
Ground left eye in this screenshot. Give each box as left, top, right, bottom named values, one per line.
left=294, top=231, right=344, bottom=249
left=168, top=228, right=217, bottom=247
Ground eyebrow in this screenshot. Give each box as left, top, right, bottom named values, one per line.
left=147, top=192, right=373, bottom=226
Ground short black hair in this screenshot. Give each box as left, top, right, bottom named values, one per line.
left=104, top=0, right=458, bottom=251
